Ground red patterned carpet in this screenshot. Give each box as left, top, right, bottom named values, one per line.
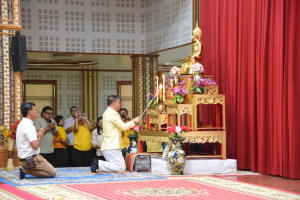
left=59, top=179, right=265, bottom=199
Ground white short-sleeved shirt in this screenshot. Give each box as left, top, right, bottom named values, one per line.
left=16, top=118, right=39, bottom=159
left=92, top=129, right=104, bottom=156
left=64, top=117, right=75, bottom=145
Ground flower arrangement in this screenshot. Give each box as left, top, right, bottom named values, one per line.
left=0, top=120, right=20, bottom=139
left=192, top=78, right=216, bottom=94
left=172, top=83, right=189, bottom=104
left=167, top=125, right=190, bottom=141
left=165, top=77, right=171, bottom=88
left=170, top=66, right=181, bottom=76
left=190, top=63, right=204, bottom=73
left=128, top=125, right=143, bottom=138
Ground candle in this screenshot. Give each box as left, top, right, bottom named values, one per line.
left=162, top=74, right=165, bottom=102
left=159, top=84, right=162, bottom=101
left=156, top=76, right=159, bottom=101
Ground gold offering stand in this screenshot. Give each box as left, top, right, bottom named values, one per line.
left=139, top=24, right=226, bottom=159
left=139, top=76, right=226, bottom=159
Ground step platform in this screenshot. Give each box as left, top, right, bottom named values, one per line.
left=151, top=155, right=237, bottom=174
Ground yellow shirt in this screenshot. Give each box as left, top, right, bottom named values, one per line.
left=72, top=124, right=92, bottom=151
left=122, top=121, right=134, bottom=149
left=102, top=107, right=135, bottom=150
left=53, top=126, right=67, bottom=149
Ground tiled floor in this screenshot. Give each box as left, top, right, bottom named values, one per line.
left=223, top=175, right=300, bottom=193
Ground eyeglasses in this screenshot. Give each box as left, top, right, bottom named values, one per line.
left=44, top=112, right=53, bottom=115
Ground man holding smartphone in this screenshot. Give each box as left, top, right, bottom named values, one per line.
left=17, top=102, right=56, bottom=179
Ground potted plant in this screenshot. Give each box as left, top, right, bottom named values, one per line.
left=127, top=125, right=142, bottom=153
left=170, top=66, right=181, bottom=85
left=192, top=78, right=216, bottom=94
left=190, top=63, right=204, bottom=82
left=0, top=120, right=20, bottom=171
left=167, top=125, right=190, bottom=175
left=172, top=82, right=189, bottom=104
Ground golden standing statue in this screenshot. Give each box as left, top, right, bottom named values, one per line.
left=180, top=23, right=202, bottom=74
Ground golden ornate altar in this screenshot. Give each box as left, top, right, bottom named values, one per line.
left=139, top=24, right=226, bottom=159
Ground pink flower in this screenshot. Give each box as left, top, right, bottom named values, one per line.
left=134, top=126, right=140, bottom=132
left=170, top=66, right=181, bottom=75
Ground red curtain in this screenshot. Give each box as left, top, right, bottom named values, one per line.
left=200, top=0, right=300, bottom=179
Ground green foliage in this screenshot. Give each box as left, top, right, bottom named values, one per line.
left=168, top=132, right=185, bottom=141
left=172, top=95, right=184, bottom=104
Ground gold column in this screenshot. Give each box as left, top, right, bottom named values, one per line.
left=0, top=0, right=21, bottom=128
left=83, top=70, right=98, bottom=123
left=131, top=55, right=159, bottom=118
left=0, top=0, right=22, bottom=169
left=83, top=71, right=88, bottom=115
left=93, top=72, right=98, bottom=123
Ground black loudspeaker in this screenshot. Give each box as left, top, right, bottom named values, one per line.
left=11, top=31, right=28, bottom=71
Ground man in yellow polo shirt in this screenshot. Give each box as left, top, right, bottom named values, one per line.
left=91, top=95, right=141, bottom=173
left=72, top=112, right=94, bottom=167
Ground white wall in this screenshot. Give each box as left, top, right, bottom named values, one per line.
left=21, top=0, right=145, bottom=53
left=145, top=0, right=193, bottom=53
left=23, top=70, right=83, bottom=118
left=97, top=71, right=132, bottom=116
left=21, top=0, right=192, bottom=54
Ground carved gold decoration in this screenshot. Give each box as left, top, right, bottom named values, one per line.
left=93, top=72, right=98, bottom=123
left=83, top=71, right=88, bottom=115
left=158, top=114, right=167, bottom=131
left=149, top=118, right=158, bottom=124
left=177, top=104, right=193, bottom=116
left=14, top=72, right=21, bottom=121
left=88, top=71, right=93, bottom=119
left=146, top=107, right=157, bottom=115
left=164, top=98, right=176, bottom=105
left=167, top=107, right=177, bottom=115
left=146, top=57, right=150, bottom=107
left=193, top=95, right=226, bottom=131
left=182, top=136, right=222, bottom=144
left=138, top=57, right=143, bottom=115
left=139, top=135, right=169, bottom=143
left=196, top=96, right=223, bottom=105
left=204, top=85, right=218, bottom=95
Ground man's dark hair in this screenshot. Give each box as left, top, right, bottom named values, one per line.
left=96, top=116, right=103, bottom=135
left=120, top=108, right=128, bottom=114
left=21, top=102, right=35, bottom=117
left=54, top=115, right=64, bottom=126
left=70, top=106, right=78, bottom=112
left=41, top=106, right=53, bottom=117
left=107, top=95, right=119, bottom=106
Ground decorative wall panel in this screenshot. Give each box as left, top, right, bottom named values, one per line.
left=22, top=70, right=83, bottom=119
left=97, top=72, right=132, bottom=116
left=20, top=0, right=193, bottom=54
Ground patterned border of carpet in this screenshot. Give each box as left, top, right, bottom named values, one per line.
left=152, top=170, right=262, bottom=177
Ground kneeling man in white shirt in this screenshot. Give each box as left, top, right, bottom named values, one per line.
left=17, top=102, right=56, bottom=179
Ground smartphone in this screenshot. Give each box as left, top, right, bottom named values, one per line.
left=78, top=112, right=84, bottom=116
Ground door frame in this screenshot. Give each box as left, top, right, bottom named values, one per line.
left=23, top=80, right=57, bottom=116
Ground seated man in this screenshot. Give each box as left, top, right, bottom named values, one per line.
left=17, top=102, right=56, bottom=179
left=91, top=95, right=141, bottom=173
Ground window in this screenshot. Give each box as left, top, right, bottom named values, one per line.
left=117, top=81, right=132, bottom=118
left=23, top=80, right=57, bottom=118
